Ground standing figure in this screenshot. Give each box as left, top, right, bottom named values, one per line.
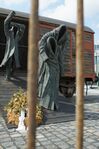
left=0, top=11, right=25, bottom=80
left=38, top=25, right=67, bottom=111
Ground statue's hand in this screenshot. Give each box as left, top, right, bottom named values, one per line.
left=10, top=11, right=16, bottom=17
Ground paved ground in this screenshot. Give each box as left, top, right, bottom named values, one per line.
left=0, top=84, right=99, bottom=148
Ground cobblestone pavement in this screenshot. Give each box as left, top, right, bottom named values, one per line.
left=0, top=86, right=99, bottom=149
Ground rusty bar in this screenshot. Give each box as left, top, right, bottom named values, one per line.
left=76, top=0, right=84, bottom=149
left=27, top=0, right=39, bottom=148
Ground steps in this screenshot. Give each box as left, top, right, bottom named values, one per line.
left=0, top=73, right=27, bottom=106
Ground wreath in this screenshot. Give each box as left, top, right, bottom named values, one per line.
left=4, top=89, right=43, bottom=127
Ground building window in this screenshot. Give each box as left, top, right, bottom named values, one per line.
left=97, top=45, right=99, bottom=49
left=94, top=44, right=99, bottom=50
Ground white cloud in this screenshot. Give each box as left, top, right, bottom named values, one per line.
left=0, top=0, right=25, bottom=6
left=39, top=0, right=57, bottom=11
left=96, top=24, right=99, bottom=29
left=41, top=0, right=77, bottom=22
left=39, top=0, right=99, bottom=23
left=84, top=0, right=99, bottom=18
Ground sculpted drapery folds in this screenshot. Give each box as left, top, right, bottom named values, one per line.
left=0, top=11, right=25, bottom=80
left=38, top=25, right=67, bottom=110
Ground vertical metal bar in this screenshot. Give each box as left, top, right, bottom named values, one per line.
left=76, top=0, right=84, bottom=149
left=27, top=0, right=39, bottom=148
left=70, top=31, right=73, bottom=74
left=91, top=33, right=95, bottom=88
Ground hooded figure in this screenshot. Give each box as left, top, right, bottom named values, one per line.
left=0, top=11, right=25, bottom=80
left=38, top=25, right=66, bottom=110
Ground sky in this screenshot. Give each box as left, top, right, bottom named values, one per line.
left=0, top=0, right=99, bottom=44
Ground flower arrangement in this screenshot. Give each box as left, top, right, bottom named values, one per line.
left=4, top=89, right=43, bottom=127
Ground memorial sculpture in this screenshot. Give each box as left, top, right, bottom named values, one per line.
left=38, top=25, right=67, bottom=111
left=0, top=11, right=25, bottom=80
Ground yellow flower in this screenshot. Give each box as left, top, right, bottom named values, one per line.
left=4, top=89, right=43, bottom=126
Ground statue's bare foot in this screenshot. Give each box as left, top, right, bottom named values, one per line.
left=5, top=76, right=11, bottom=81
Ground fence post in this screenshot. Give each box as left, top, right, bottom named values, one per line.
left=27, top=0, right=39, bottom=148
left=76, top=0, right=84, bottom=148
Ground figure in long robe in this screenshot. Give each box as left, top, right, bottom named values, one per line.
left=38, top=25, right=67, bottom=110
left=0, top=11, right=25, bottom=80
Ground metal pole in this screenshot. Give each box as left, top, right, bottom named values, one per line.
left=98, top=73, right=99, bottom=87
left=27, top=0, right=39, bottom=148
left=76, top=0, right=84, bottom=149
left=94, top=53, right=97, bottom=74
